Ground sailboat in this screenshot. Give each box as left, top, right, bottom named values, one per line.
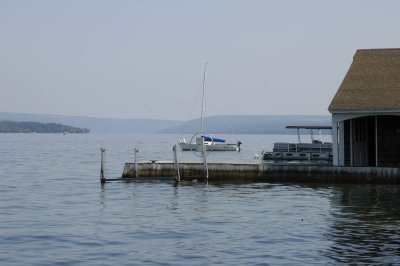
left=178, top=63, right=241, bottom=152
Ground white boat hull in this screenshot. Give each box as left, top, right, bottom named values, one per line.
left=178, top=142, right=239, bottom=152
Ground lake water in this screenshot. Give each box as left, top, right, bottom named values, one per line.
left=1, top=133, right=399, bottom=265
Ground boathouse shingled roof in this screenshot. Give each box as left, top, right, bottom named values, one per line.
left=328, top=48, right=400, bottom=112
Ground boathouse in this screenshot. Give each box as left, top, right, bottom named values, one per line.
left=329, top=48, right=400, bottom=167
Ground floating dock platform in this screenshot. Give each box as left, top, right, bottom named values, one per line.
left=116, top=161, right=400, bottom=184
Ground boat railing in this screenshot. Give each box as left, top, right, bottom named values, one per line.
left=273, top=142, right=332, bottom=153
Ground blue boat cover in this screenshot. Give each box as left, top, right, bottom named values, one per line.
left=202, top=136, right=225, bottom=143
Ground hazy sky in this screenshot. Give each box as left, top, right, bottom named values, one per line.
left=1, top=1, right=400, bottom=120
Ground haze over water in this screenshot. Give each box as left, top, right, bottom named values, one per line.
left=1, top=133, right=399, bottom=265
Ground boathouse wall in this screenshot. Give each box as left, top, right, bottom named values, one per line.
left=332, top=114, right=400, bottom=168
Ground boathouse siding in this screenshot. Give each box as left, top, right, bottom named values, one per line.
left=329, top=49, right=400, bottom=167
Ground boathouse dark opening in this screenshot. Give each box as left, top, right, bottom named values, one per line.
left=377, top=116, right=400, bottom=167
left=343, top=120, right=351, bottom=166
left=367, top=117, right=376, bottom=167
left=342, top=115, right=400, bottom=167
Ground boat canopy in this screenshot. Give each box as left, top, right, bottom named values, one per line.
left=202, top=136, right=226, bottom=143
left=285, top=125, right=332, bottom=144
left=286, top=125, right=332, bottom=130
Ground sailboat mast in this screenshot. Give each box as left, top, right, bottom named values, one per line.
left=200, top=62, right=207, bottom=134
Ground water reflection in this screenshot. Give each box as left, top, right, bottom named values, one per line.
left=324, top=185, right=400, bottom=264
left=97, top=179, right=400, bottom=264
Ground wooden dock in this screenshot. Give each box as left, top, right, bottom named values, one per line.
left=113, top=161, right=400, bottom=184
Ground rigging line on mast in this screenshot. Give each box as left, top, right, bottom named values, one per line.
left=200, top=62, right=208, bottom=134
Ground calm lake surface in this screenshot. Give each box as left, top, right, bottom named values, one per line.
left=1, top=133, right=399, bottom=265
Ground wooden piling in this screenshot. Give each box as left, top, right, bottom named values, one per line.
left=100, top=148, right=106, bottom=183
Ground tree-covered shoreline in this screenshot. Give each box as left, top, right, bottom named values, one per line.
left=0, top=121, right=89, bottom=133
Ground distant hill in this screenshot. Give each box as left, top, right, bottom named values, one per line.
left=0, top=112, right=182, bottom=133
left=159, top=115, right=332, bottom=134
left=0, top=121, right=89, bottom=133
left=0, top=112, right=331, bottom=134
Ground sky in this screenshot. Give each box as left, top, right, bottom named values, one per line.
left=1, top=0, right=400, bottom=120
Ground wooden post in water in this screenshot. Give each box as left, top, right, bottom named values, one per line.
left=173, top=145, right=180, bottom=182
left=100, top=147, right=106, bottom=183
left=200, top=138, right=209, bottom=179
left=134, top=148, right=139, bottom=178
